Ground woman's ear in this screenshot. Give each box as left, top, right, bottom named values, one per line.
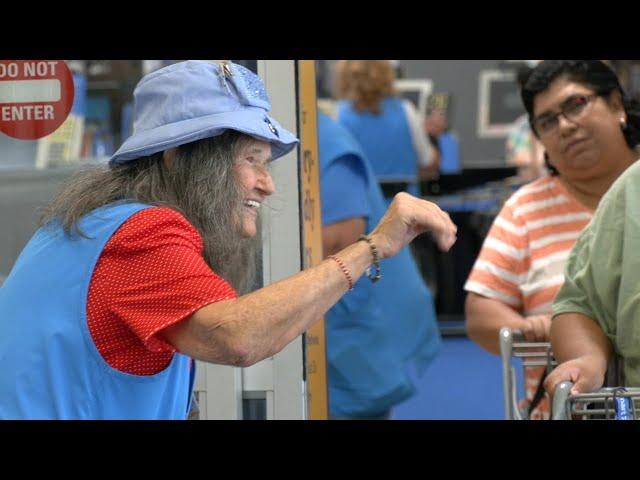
left=162, top=148, right=177, bottom=169
left=607, top=89, right=625, bottom=115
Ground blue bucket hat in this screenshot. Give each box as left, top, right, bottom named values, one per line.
left=109, top=60, right=299, bottom=167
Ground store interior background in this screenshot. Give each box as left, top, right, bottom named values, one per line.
left=2, top=60, right=639, bottom=419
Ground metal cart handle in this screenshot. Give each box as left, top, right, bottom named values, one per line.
left=499, top=327, right=516, bottom=419
left=551, top=381, right=573, bottom=420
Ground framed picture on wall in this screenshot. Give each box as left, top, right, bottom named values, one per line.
left=477, top=70, right=525, bottom=138
left=395, top=79, right=434, bottom=121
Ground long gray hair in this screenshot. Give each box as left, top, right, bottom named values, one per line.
left=40, top=131, right=261, bottom=294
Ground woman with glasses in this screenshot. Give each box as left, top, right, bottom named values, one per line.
left=464, top=60, right=639, bottom=419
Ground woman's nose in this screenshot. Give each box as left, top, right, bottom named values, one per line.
left=258, top=170, right=275, bottom=196
left=557, top=113, right=578, bottom=133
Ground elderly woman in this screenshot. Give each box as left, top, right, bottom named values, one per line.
left=0, top=61, right=457, bottom=419
left=464, top=60, right=639, bottom=418
left=334, top=60, right=431, bottom=200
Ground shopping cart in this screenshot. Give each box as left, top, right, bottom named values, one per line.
left=500, top=325, right=637, bottom=420
left=552, top=381, right=640, bottom=420
left=499, top=327, right=556, bottom=420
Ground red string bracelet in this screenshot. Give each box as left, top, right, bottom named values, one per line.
left=328, top=255, right=354, bottom=291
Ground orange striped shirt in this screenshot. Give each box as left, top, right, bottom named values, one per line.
left=465, top=176, right=593, bottom=315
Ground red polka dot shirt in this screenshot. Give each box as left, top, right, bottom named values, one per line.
left=87, top=207, right=237, bottom=376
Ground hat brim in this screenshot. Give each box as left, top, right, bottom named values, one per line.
left=109, top=107, right=298, bottom=167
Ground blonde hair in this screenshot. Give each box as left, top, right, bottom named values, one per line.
left=335, top=60, right=396, bottom=114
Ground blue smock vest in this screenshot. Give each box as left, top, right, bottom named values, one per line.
left=0, top=202, right=193, bottom=419
left=439, top=131, right=461, bottom=174
left=337, top=97, right=420, bottom=196
left=318, top=112, right=441, bottom=418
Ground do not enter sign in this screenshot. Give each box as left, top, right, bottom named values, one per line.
left=0, top=60, right=75, bottom=140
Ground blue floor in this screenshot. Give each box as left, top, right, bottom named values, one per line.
left=392, top=336, right=524, bottom=420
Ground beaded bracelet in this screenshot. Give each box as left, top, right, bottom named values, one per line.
left=358, top=234, right=381, bottom=283
left=328, top=255, right=354, bottom=290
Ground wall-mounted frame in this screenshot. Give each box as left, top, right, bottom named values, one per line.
left=477, top=70, right=525, bottom=138
left=395, top=78, right=434, bottom=121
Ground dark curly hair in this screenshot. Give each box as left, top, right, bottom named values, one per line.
left=521, top=60, right=640, bottom=175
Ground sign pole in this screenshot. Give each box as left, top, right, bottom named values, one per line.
left=297, top=60, right=329, bottom=420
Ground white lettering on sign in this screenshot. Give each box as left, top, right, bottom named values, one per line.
left=1, top=105, right=55, bottom=121
left=0, top=79, right=61, bottom=103
left=23, top=61, right=58, bottom=77
left=0, top=63, right=19, bottom=78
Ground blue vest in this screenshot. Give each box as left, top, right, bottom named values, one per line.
left=439, top=131, right=461, bottom=174
left=318, top=112, right=441, bottom=418
left=0, top=202, right=193, bottom=419
left=337, top=97, right=419, bottom=196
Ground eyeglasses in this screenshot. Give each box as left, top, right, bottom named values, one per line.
left=532, top=93, right=599, bottom=137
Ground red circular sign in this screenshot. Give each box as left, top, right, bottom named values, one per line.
left=0, top=60, right=75, bottom=140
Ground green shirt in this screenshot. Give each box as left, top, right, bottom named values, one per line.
left=552, top=159, right=640, bottom=386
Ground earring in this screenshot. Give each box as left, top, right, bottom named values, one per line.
left=621, top=117, right=627, bottom=129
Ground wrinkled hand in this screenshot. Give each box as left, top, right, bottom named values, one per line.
left=369, top=192, right=457, bottom=259
left=544, top=355, right=606, bottom=397
left=522, top=315, right=552, bottom=342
